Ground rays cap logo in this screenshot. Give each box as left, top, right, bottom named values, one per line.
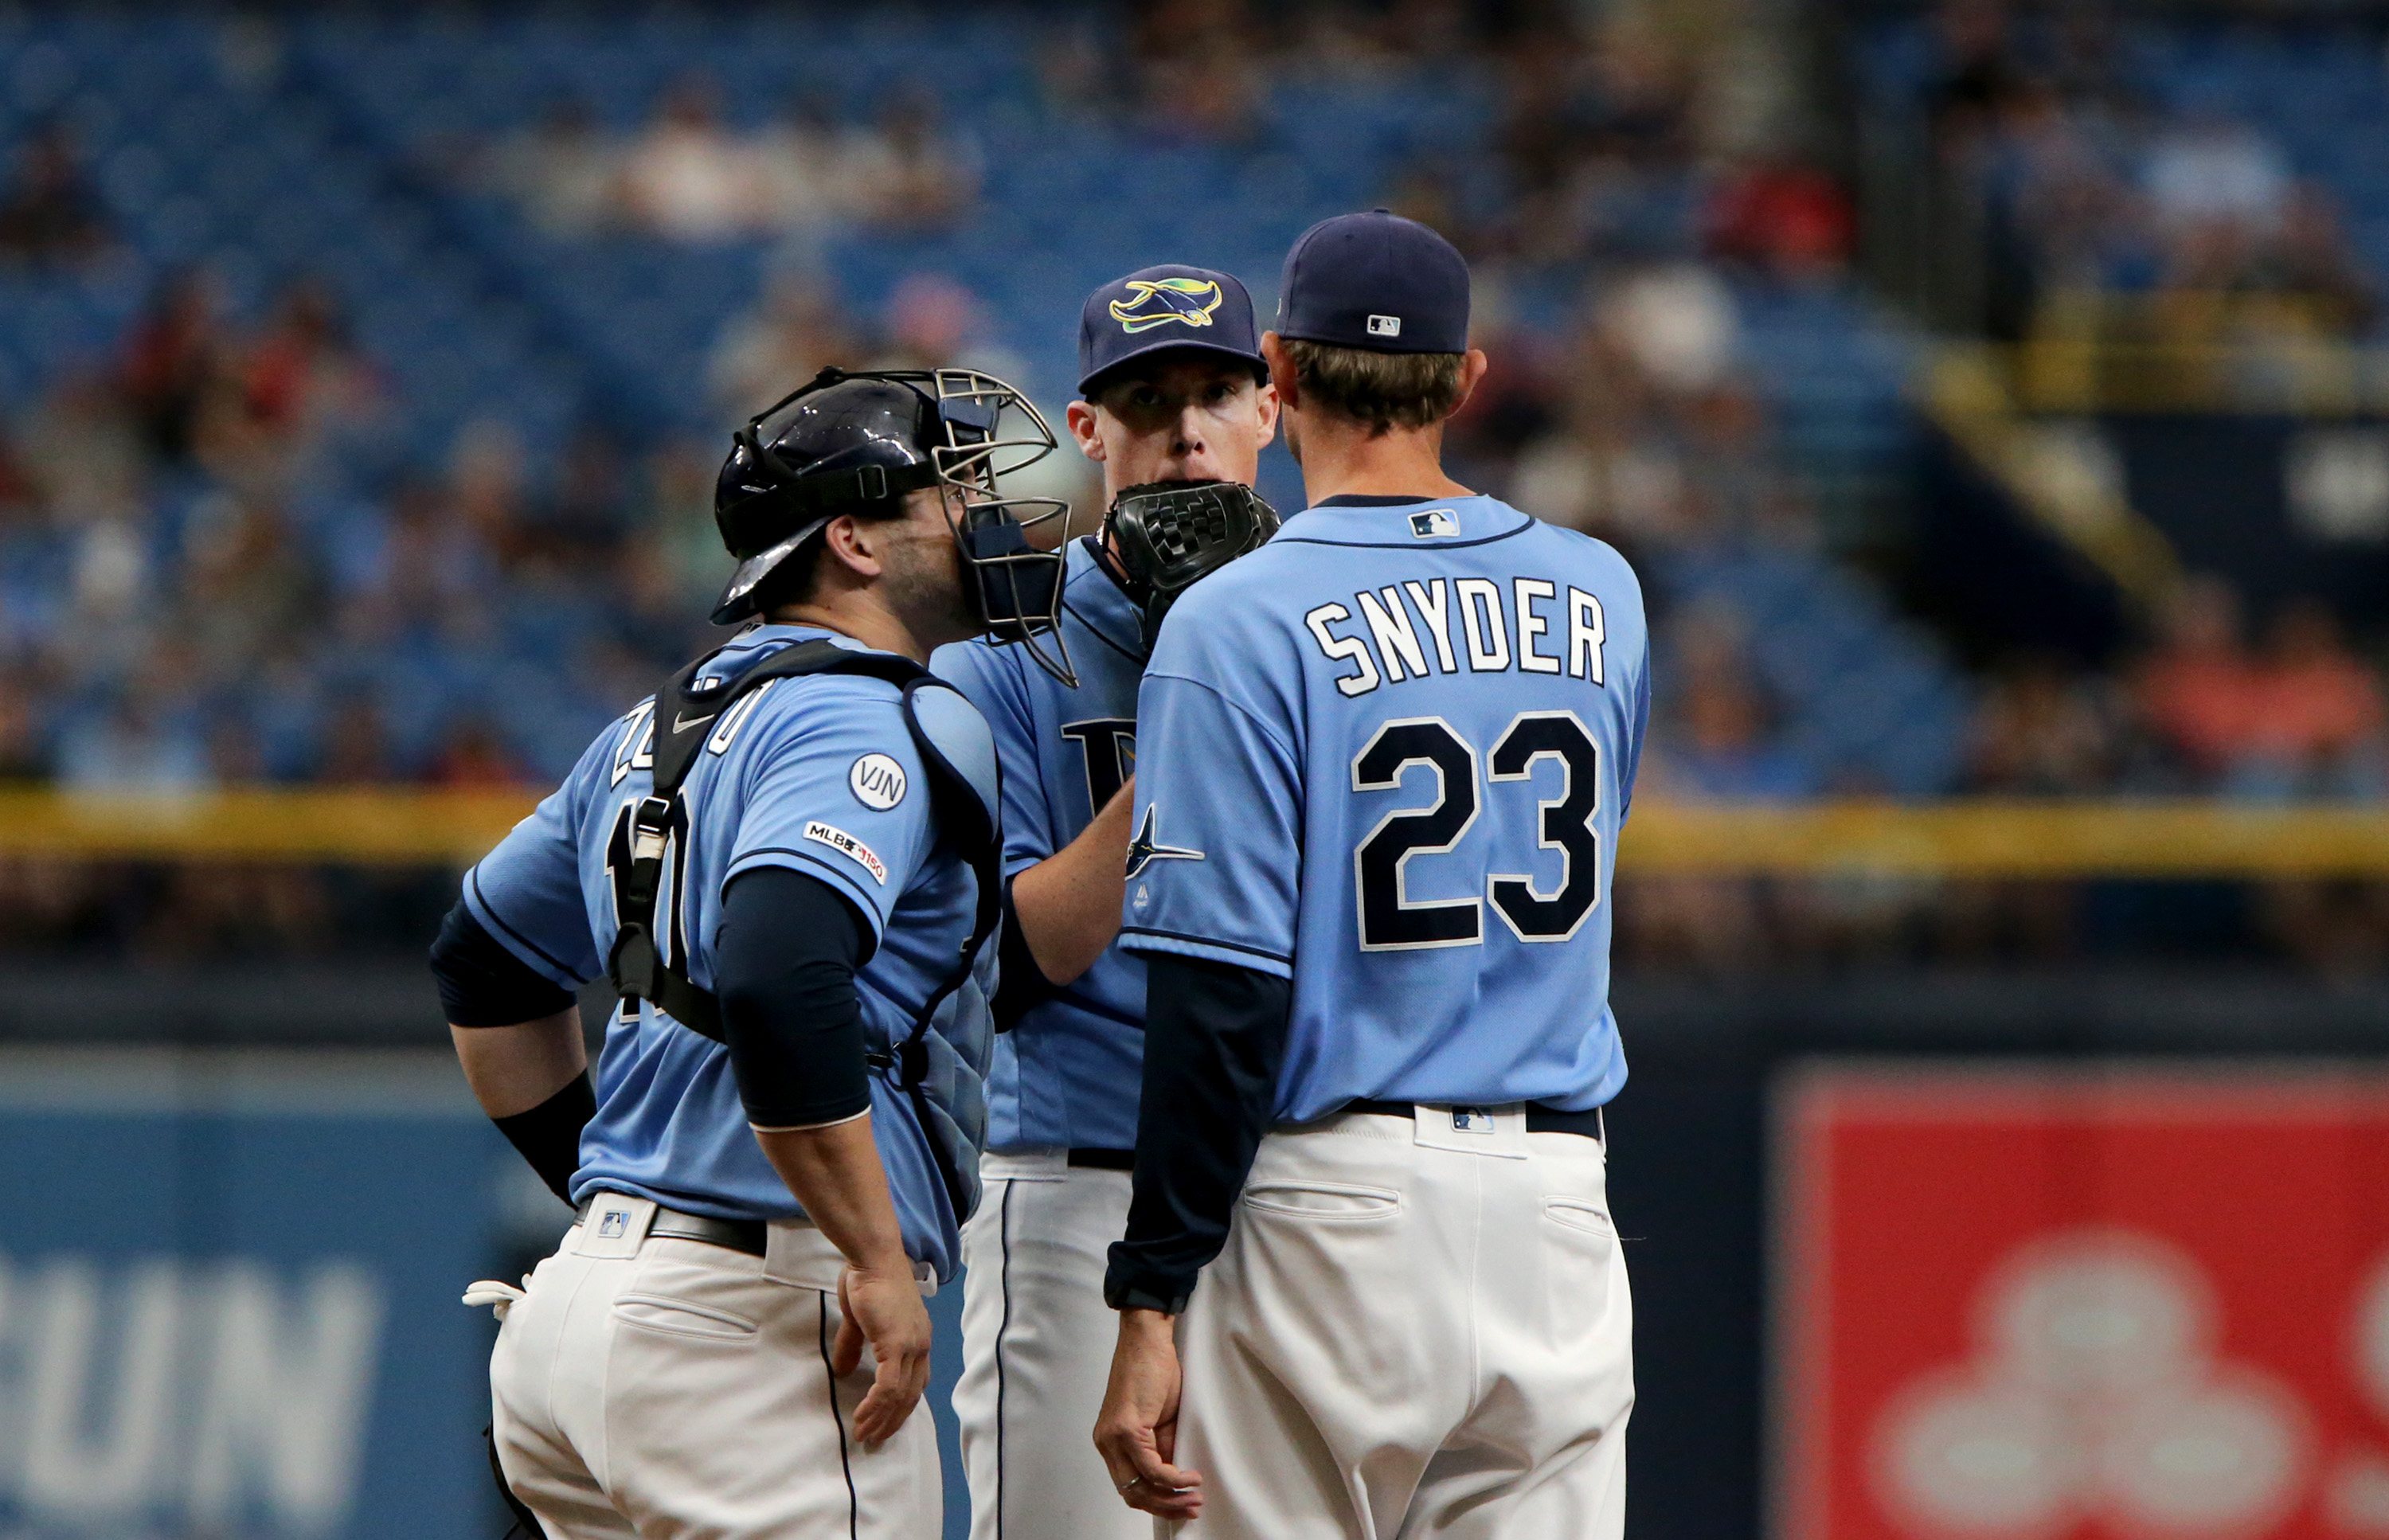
left=1079, top=264, right=1269, bottom=397
left=1112, top=276, right=1224, bottom=333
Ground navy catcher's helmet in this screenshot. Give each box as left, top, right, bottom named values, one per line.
left=712, top=366, right=1076, bottom=684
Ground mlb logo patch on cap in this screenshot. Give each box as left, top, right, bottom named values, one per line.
left=1368, top=314, right=1402, bottom=337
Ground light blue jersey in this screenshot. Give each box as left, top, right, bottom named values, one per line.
left=933, top=537, right=1147, bottom=1151
left=1121, top=495, right=1650, bottom=1122
left=463, top=623, right=996, bottom=1280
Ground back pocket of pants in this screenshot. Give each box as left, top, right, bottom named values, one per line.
left=1542, top=1197, right=1615, bottom=1237
left=1242, top=1182, right=1402, bottom=1220
left=613, top=1292, right=760, bottom=1342
left=1540, top=1196, right=1620, bottom=1339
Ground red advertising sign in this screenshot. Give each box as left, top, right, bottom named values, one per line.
left=1778, top=1065, right=2389, bottom=1540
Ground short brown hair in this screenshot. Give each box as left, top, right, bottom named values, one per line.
left=1279, top=338, right=1465, bottom=436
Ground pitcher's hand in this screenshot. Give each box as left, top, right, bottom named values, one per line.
left=834, top=1263, right=931, bottom=1448
left=1093, top=1308, right=1203, bottom=1521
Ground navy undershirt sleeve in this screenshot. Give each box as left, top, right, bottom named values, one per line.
left=1104, top=954, right=1292, bottom=1313
left=494, top=1077, right=595, bottom=1206
left=430, top=901, right=578, bottom=1027
left=991, top=874, right=1062, bottom=1030
left=428, top=902, right=592, bottom=1204
left=716, top=866, right=875, bottom=1129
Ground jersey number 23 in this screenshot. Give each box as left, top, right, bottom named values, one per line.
left=1351, top=711, right=1602, bottom=951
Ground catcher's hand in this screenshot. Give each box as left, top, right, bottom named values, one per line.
left=835, top=1263, right=932, bottom=1448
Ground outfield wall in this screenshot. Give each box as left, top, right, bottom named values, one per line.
left=2, top=968, right=2380, bottom=1540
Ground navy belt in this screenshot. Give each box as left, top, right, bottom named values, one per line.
left=1341, top=1098, right=1606, bottom=1142
left=1067, top=1147, right=1135, bottom=1171
left=577, top=1194, right=769, bottom=1257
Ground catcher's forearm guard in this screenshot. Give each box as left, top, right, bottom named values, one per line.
left=1105, top=479, right=1281, bottom=654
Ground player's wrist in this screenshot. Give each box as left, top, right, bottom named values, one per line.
left=1116, top=1305, right=1179, bottom=1337
left=843, top=1248, right=916, bottom=1284
left=1104, top=1271, right=1192, bottom=1315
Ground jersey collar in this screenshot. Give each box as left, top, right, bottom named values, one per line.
left=1273, top=494, right=1532, bottom=549
left=702, top=623, right=882, bottom=686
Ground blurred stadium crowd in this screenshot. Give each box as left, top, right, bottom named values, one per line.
left=0, top=2, right=2380, bottom=968
left=1880, top=2, right=2385, bottom=343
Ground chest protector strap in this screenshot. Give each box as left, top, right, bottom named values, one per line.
left=606, top=639, right=1003, bottom=1079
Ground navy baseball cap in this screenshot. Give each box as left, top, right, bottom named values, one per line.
left=1277, top=209, right=1470, bottom=354
left=1077, top=264, right=1269, bottom=396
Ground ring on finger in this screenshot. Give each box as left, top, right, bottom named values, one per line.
left=1119, top=1476, right=1144, bottom=1491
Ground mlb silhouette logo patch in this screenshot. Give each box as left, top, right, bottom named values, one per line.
left=598, top=1209, right=630, bottom=1238
left=1449, top=1107, right=1496, bottom=1134
left=1409, top=508, right=1460, bottom=538
left=1367, top=314, right=1402, bottom=337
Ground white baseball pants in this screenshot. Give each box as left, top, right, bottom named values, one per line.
left=1167, top=1107, right=1634, bottom=1539
left=489, top=1194, right=940, bottom=1539
left=955, top=1151, right=1150, bottom=1540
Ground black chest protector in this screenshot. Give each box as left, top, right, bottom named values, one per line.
left=606, top=638, right=1004, bottom=1097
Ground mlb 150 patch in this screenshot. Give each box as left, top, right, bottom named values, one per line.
left=804, top=820, right=888, bottom=885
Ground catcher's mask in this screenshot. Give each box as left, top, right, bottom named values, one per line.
left=713, top=366, right=1077, bottom=686
left=1105, top=479, right=1281, bottom=654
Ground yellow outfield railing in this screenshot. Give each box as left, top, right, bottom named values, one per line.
left=0, top=790, right=2386, bottom=877
left=0, top=788, right=538, bottom=865
left=1619, top=799, right=2389, bottom=877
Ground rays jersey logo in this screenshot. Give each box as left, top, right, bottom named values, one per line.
left=1124, top=805, right=1204, bottom=878
left=1110, top=276, right=1224, bottom=334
